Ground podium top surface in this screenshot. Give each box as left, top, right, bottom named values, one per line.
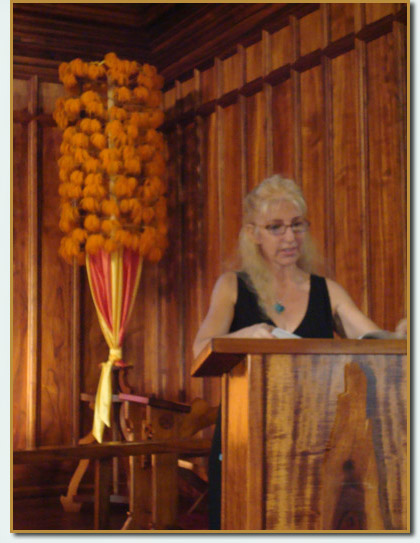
left=191, top=337, right=407, bottom=377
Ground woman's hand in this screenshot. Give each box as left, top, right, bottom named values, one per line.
left=395, top=318, right=407, bottom=338
left=226, top=322, right=275, bottom=339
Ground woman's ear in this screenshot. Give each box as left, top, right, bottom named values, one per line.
left=245, top=223, right=261, bottom=245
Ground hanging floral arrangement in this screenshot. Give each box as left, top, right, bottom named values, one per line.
left=53, top=53, right=169, bottom=443
left=53, top=52, right=169, bottom=265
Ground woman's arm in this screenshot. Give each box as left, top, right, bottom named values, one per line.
left=192, top=272, right=275, bottom=358
left=326, top=278, right=406, bottom=339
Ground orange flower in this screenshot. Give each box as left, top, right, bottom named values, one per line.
left=133, top=86, right=150, bottom=103
left=85, top=100, right=105, bottom=117
left=59, top=168, right=70, bottom=183
left=64, top=98, right=81, bottom=116
left=114, top=229, right=132, bottom=246
left=60, top=142, right=72, bottom=155
left=142, top=64, right=157, bottom=78
left=124, top=158, right=141, bottom=175
left=105, top=160, right=122, bottom=175
left=80, top=197, right=100, bottom=213
left=138, top=145, right=154, bottom=161
left=152, top=74, right=164, bottom=90
left=90, top=132, right=107, bottom=150
left=71, top=132, right=89, bottom=148
left=84, top=214, right=101, bottom=232
left=104, top=52, right=118, bottom=67
left=122, top=146, right=136, bottom=161
left=85, top=234, right=105, bottom=254
left=148, top=110, right=165, bottom=129
left=113, top=176, right=137, bottom=198
left=99, top=148, right=121, bottom=165
left=69, top=58, right=87, bottom=77
left=145, top=157, right=165, bottom=177
left=58, top=154, right=76, bottom=172
left=142, top=207, right=155, bottom=224
left=73, top=148, right=90, bottom=165
left=70, top=170, right=84, bottom=185
left=85, top=173, right=103, bottom=185
left=83, top=157, right=101, bottom=173
left=114, top=86, right=132, bottom=103
left=63, top=126, right=77, bottom=142
left=109, top=106, right=128, bottom=121
left=125, top=124, right=139, bottom=142
left=83, top=184, right=106, bottom=199
left=129, top=112, right=149, bottom=128
left=104, top=238, right=118, bottom=253
left=62, top=73, right=78, bottom=89
left=58, top=62, right=69, bottom=81
left=71, top=228, right=88, bottom=243
left=101, top=219, right=120, bottom=235
left=101, top=199, right=120, bottom=217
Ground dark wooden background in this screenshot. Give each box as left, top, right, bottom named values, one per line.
left=13, top=3, right=407, bottom=496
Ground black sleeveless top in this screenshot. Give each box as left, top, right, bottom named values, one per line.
left=229, top=271, right=334, bottom=338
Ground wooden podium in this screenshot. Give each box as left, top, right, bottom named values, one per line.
left=191, top=338, right=408, bottom=531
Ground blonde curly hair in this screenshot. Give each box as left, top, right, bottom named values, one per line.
left=238, top=174, right=318, bottom=316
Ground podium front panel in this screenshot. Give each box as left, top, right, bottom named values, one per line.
left=219, top=347, right=407, bottom=531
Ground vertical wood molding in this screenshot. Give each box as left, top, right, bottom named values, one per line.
left=246, top=354, right=265, bottom=529
left=263, top=30, right=273, bottom=177
left=174, top=79, right=187, bottom=399
left=290, top=15, right=302, bottom=185
left=27, top=74, right=40, bottom=449
left=238, top=44, right=248, bottom=199
left=71, top=263, right=81, bottom=444
left=355, top=4, right=370, bottom=315
left=394, top=19, right=408, bottom=315
left=215, top=57, right=224, bottom=266
left=321, top=4, right=335, bottom=277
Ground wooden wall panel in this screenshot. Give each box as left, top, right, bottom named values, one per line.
left=221, top=102, right=243, bottom=264
left=271, top=25, right=293, bottom=70
left=299, top=10, right=323, bottom=56
left=332, top=50, right=365, bottom=311
left=330, top=3, right=355, bottom=42
left=245, top=40, right=263, bottom=82
left=272, top=78, right=295, bottom=179
left=222, top=53, right=242, bottom=95
left=13, top=119, right=29, bottom=451
left=245, top=91, right=267, bottom=191
left=300, top=65, right=327, bottom=267
left=366, top=30, right=405, bottom=329
left=39, top=125, right=74, bottom=445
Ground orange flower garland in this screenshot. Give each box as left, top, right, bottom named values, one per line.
left=53, top=52, right=169, bottom=265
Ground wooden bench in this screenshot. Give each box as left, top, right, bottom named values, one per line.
left=14, top=438, right=211, bottom=530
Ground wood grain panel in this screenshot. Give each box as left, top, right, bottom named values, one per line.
left=180, top=76, right=195, bottom=112
left=156, top=130, right=184, bottom=402
left=13, top=121, right=29, bottom=451
left=222, top=52, right=242, bottom=95
left=331, top=50, right=365, bottom=310
left=200, top=63, right=217, bottom=104
left=39, top=81, right=63, bottom=114
left=264, top=352, right=407, bottom=530
left=271, top=25, right=293, bottom=70
left=222, top=359, right=248, bottom=529
left=182, top=121, right=205, bottom=403
left=245, top=40, right=263, bottom=82
left=366, top=32, right=405, bottom=329
left=245, top=91, right=267, bottom=191
left=300, top=65, right=327, bottom=269
left=162, top=85, right=177, bottom=119
left=221, top=102, right=243, bottom=264
left=13, top=78, right=30, bottom=111
left=300, top=9, right=322, bottom=57
left=40, top=125, right=73, bottom=446
left=365, top=3, right=397, bottom=25
left=271, top=78, right=295, bottom=179
left=330, top=3, right=356, bottom=42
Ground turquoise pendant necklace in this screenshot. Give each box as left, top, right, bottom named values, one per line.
left=274, top=302, right=285, bottom=313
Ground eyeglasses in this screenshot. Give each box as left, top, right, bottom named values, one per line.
left=255, top=218, right=310, bottom=236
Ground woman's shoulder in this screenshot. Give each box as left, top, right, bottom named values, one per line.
left=211, top=271, right=238, bottom=304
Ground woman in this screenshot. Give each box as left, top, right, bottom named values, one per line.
left=193, top=175, right=406, bottom=529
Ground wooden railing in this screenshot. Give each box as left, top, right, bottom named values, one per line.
left=13, top=438, right=211, bottom=530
